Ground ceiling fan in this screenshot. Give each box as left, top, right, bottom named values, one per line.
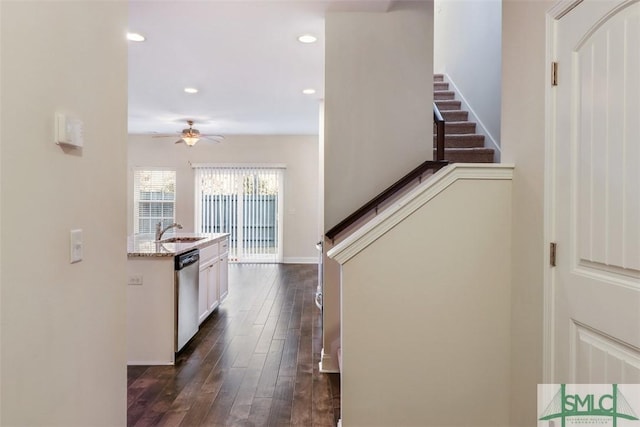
left=155, top=120, right=224, bottom=146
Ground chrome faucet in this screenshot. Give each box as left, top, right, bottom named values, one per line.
left=155, top=222, right=183, bottom=241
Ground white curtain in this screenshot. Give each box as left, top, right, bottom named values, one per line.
left=194, top=165, right=284, bottom=263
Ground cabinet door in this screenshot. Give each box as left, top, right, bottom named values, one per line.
left=219, top=253, right=229, bottom=301
left=219, top=238, right=229, bottom=255
left=198, top=261, right=211, bottom=324
left=207, top=260, right=220, bottom=312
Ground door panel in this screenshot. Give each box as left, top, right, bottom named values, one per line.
left=574, top=2, right=640, bottom=277
left=572, top=322, right=640, bottom=383
left=208, top=260, right=219, bottom=312
left=553, top=0, right=640, bottom=383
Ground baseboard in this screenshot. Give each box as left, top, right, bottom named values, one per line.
left=442, top=73, right=502, bottom=162
left=319, top=348, right=340, bottom=373
left=283, top=257, right=317, bottom=264
left=127, top=360, right=174, bottom=366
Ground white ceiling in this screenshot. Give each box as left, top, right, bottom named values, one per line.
left=128, top=0, right=392, bottom=137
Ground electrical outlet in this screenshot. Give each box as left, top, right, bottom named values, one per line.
left=128, top=275, right=143, bottom=286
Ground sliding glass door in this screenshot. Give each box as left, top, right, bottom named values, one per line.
left=194, top=166, right=284, bottom=263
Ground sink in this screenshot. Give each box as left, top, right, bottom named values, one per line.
left=159, top=236, right=206, bottom=244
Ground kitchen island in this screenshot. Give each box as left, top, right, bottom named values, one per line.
left=127, top=233, right=229, bottom=365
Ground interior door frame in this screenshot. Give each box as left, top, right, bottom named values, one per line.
left=544, top=0, right=580, bottom=385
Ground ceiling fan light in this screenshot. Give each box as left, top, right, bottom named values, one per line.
left=183, top=136, right=199, bottom=146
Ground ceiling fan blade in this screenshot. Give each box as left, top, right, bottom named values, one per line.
left=201, top=135, right=224, bottom=142
left=174, top=139, right=184, bottom=144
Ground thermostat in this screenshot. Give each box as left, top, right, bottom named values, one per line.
left=55, top=113, right=84, bottom=148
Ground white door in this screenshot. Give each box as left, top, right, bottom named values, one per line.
left=551, top=0, right=640, bottom=383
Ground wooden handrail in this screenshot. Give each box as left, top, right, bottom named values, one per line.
left=434, top=102, right=445, bottom=161
left=325, top=159, right=448, bottom=240
left=324, top=103, right=448, bottom=241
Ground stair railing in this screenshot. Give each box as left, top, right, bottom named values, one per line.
left=434, top=102, right=445, bottom=161
left=324, top=102, right=449, bottom=242
left=326, top=158, right=448, bottom=241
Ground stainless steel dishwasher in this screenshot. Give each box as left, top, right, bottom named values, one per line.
left=175, top=249, right=199, bottom=352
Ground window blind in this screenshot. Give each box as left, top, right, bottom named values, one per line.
left=133, top=169, right=176, bottom=234
left=194, top=166, right=284, bottom=263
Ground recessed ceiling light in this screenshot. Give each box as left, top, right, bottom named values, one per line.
left=297, top=34, right=317, bottom=44
left=126, top=32, right=145, bottom=42
left=302, top=88, right=316, bottom=95
left=184, top=87, right=199, bottom=94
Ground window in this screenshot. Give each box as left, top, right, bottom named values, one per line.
left=194, top=165, right=284, bottom=263
left=133, top=169, right=176, bottom=234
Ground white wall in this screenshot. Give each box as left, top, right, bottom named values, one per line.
left=501, top=0, right=551, bottom=425
left=321, top=2, right=434, bottom=373
left=0, top=2, right=127, bottom=425
left=128, top=135, right=319, bottom=262
left=434, top=0, right=502, bottom=151
left=331, top=166, right=513, bottom=426
left=324, top=1, right=434, bottom=230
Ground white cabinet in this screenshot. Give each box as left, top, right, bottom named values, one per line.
left=218, top=237, right=229, bottom=302
left=219, top=237, right=229, bottom=255
left=198, top=262, right=208, bottom=324
left=198, top=257, right=219, bottom=324
left=219, top=252, right=228, bottom=301
left=197, top=237, right=229, bottom=324
left=198, top=242, right=220, bottom=325
left=207, top=260, right=219, bottom=312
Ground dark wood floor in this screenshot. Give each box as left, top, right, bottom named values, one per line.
left=127, top=264, right=340, bottom=427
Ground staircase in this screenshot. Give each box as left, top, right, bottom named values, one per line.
left=434, top=74, right=494, bottom=163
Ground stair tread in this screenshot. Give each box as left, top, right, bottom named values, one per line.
left=440, top=111, right=469, bottom=121
left=433, top=134, right=484, bottom=139
left=444, top=124, right=476, bottom=134
left=433, top=137, right=484, bottom=148
left=434, top=90, right=454, bottom=97
left=435, top=147, right=495, bottom=159
left=435, top=134, right=485, bottom=139
left=440, top=110, right=468, bottom=115
left=443, top=147, right=494, bottom=153
left=435, top=100, right=461, bottom=110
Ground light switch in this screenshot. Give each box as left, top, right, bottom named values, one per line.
left=70, top=229, right=83, bottom=263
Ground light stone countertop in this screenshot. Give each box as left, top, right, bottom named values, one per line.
left=127, top=233, right=230, bottom=258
